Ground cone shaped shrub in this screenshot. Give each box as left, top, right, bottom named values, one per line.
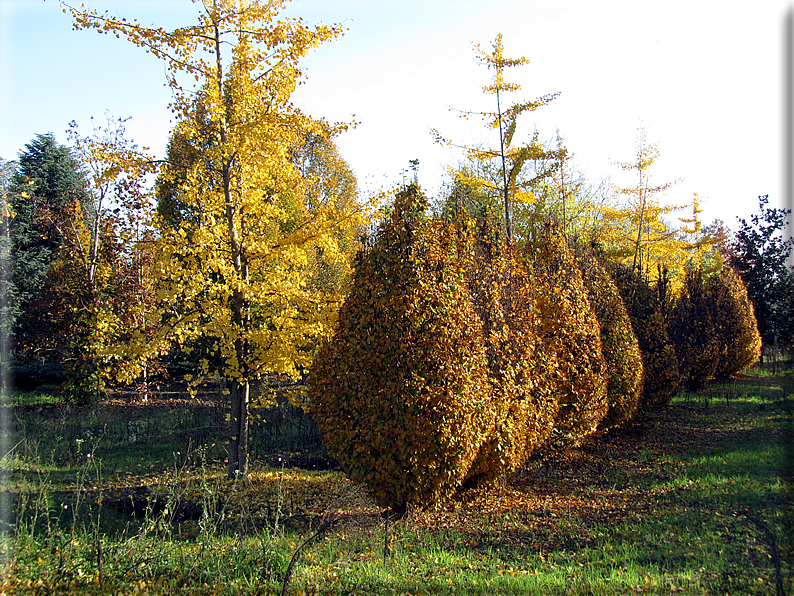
left=526, top=224, right=608, bottom=446
left=575, top=244, right=643, bottom=430
left=309, top=184, right=491, bottom=511
left=709, top=266, right=761, bottom=378
left=669, top=266, right=720, bottom=390
left=610, top=264, right=680, bottom=406
left=460, top=217, right=558, bottom=485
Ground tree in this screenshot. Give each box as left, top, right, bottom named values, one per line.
left=6, top=134, right=96, bottom=388
left=154, top=127, right=361, bottom=386
left=68, top=0, right=361, bottom=477
left=527, top=224, right=608, bottom=446
left=433, top=34, right=559, bottom=241
left=598, top=126, right=682, bottom=282
left=291, top=131, right=362, bottom=297
left=61, top=117, right=159, bottom=401
left=513, top=131, right=610, bottom=243
left=708, top=265, right=761, bottom=378
left=8, top=134, right=92, bottom=321
left=309, top=185, right=491, bottom=512
left=575, top=243, right=643, bottom=430
left=727, top=195, right=794, bottom=354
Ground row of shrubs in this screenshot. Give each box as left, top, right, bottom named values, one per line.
left=308, top=185, right=761, bottom=512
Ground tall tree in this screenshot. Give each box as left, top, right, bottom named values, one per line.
left=727, top=195, right=794, bottom=353
left=8, top=134, right=92, bottom=319
left=514, top=131, right=610, bottom=243
left=56, top=117, right=159, bottom=401
left=5, top=134, right=100, bottom=389
left=68, top=0, right=361, bottom=477
left=433, top=34, right=559, bottom=241
left=598, top=126, right=682, bottom=281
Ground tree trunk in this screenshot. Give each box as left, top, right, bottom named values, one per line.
left=237, top=381, right=249, bottom=477
left=228, top=381, right=240, bottom=477
left=228, top=379, right=250, bottom=478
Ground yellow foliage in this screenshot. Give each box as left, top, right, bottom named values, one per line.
left=575, top=244, right=643, bottom=430
left=67, top=0, right=365, bottom=475
left=310, top=185, right=491, bottom=510
left=524, top=225, right=608, bottom=446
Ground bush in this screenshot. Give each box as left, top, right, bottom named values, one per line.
left=669, top=266, right=720, bottom=390
left=610, top=264, right=680, bottom=407
left=308, top=185, right=492, bottom=511
left=709, top=266, right=761, bottom=377
left=525, top=225, right=607, bottom=446
left=575, top=244, right=643, bottom=430
left=460, top=216, right=558, bottom=485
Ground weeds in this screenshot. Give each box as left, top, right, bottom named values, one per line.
left=1, top=370, right=792, bottom=594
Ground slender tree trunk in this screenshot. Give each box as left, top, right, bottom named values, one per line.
left=211, top=12, right=251, bottom=479
left=237, top=381, right=249, bottom=476
left=228, top=376, right=249, bottom=478
left=228, top=380, right=240, bottom=476
left=496, top=87, right=511, bottom=242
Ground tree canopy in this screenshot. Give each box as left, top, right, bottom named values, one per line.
left=68, top=0, right=364, bottom=477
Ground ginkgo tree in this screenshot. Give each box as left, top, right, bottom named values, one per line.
left=433, top=34, right=559, bottom=241
left=598, top=126, right=682, bottom=280
left=67, top=0, right=363, bottom=478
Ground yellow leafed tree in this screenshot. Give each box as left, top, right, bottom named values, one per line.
left=598, top=127, right=683, bottom=282
left=433, top=34, right=559, bottom=241
left=68, top=0, right=363, bottom=478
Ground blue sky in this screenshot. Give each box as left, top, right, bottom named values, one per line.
left=1, top=0, right=790, bottom=229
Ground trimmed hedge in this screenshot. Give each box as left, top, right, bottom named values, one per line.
left=461, top=217, right=558, bottom=485
left=610, top=264, right=680, bottom=407
left=309, top=185, right=492, bottom=511
left=526, top=225, right=608, bottom=445
left=575, top=244, right=643, bottom=430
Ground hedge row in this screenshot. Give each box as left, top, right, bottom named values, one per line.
left=309, top=186, right=761, bottom=511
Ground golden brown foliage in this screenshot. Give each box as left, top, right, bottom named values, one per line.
left=525, top=225, right=608, bottom=445
left=709, top=266, right=761, bottom=378
left=460, top=217, right=558, bottom=485
left=610, top=264, right=680, bottom=406
left=309, top=185, right=491, bottom=510
left=575, top=244, right=643, bottom=430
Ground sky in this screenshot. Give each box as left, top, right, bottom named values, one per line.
left=1, top=0, right=791, bottom=231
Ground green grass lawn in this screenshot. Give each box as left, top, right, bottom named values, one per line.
left=1, top=371, right=791, bottom=594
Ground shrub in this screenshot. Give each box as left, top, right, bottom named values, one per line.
left=460, top=217, right=558, bottom=485
left=525, top=224, right=608, bottom=446
left=575, top=244, right=643, bottom=430
left=308, top=185, right=491, bottom=511
left=669, top=266, right=720, bottom=390
left=709, top=266, right=761, bottom=377
left=610, top=264, right=680, bottom=407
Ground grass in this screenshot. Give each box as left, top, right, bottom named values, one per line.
left=0, top=370, right=792, bottom=594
